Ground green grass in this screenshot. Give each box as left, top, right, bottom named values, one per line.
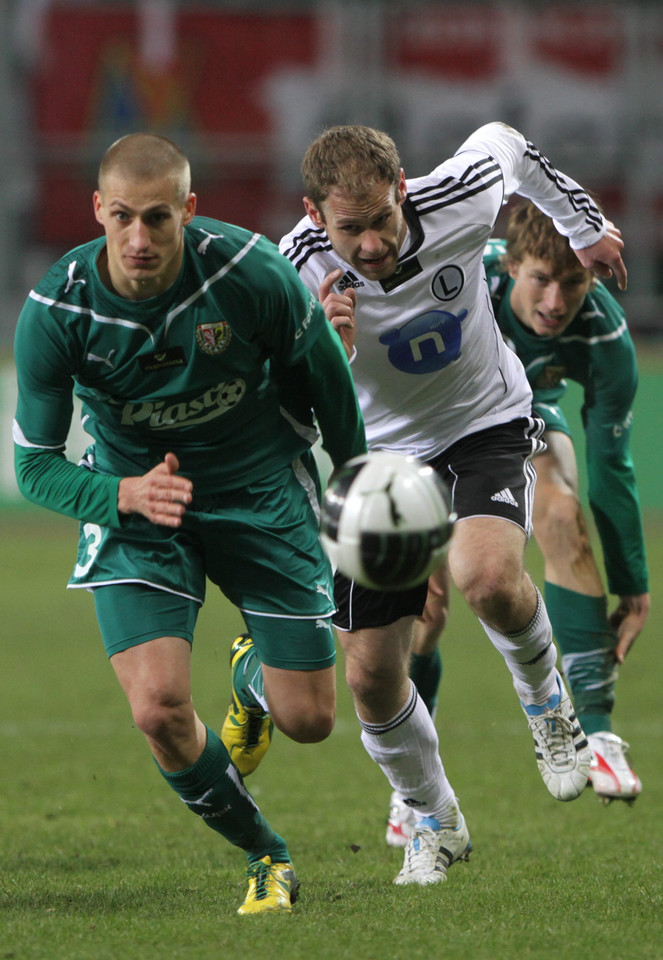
left=1, top=509, right=662, bottom=960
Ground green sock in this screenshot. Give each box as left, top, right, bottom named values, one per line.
left=158, top=727, right=289, bottom=864
left=544, top=582, right=618, bottom=734
left=409, top=648, right=443, bottom=716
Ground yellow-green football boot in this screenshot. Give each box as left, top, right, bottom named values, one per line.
left=221, top=634, right=273, bottom=776
left=238, top=855, right=300, bottom=916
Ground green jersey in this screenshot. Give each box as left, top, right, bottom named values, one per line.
left=484, top=239, right=648, bottom=597
left=14, top=215, right=365, bottom=527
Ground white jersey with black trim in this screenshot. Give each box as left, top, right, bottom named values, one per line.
left=280, top=122, right=607, bottom=458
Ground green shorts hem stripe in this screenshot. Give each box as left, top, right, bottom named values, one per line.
left=67, top=578, right=204, bottom=605
left=256, top=650, right=337, bottom=671
left=104, top=629, right=194, bottom=659
left=240, top=607, right=336, bottom=620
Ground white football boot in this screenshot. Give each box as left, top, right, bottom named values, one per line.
left=393, top=811, right=471, bottom=886
left=587, top=731, right=642, bottom=805
left=386, top=791, right=416, bottom=848
left=521, top=670, right=591, bottom=801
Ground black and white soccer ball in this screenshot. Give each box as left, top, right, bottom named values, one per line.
left=320, top=451, right=455, bottom=591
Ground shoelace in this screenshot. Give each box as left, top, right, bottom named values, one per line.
left=530, top=708, right=577, bottom=764
left=404, top=826, right=441, bottom=862
left=246, top=860, right=271, bottom=900
left=242, top=710, right=267, bottom=748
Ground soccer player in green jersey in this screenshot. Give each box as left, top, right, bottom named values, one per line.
left=387, top=200, right=648, bottom=843
left=13, top=133, right=366, bottom=915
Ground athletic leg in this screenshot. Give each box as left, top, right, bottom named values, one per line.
left=449, top=516, right=559, bottom=695
left=449, top=515, right=589, bottom=801
left=337, top=613, right=470, bottom=885
left=94, top=583, right=296, bottom=915
left=430, top=418, right=589, bottom=800
left=533, top=432, right=640, bottom=800
left=386, top=566, right=447, bottom=848
left=533, top=432, right=618, bottom=731
left=409, top=564, right=448, bottom=715
left=221, top=619, right=337, bottom=774
left=208, top=459, right=338, bottom=763
left=109, top=633, right=290, bottom=862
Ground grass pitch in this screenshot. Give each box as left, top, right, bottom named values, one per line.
left=1, top=507, right=662, bottom=960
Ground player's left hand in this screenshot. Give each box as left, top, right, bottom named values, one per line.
left=609, top=592, right=650, bottom=662
left=573, top=220, right=627, bottom=291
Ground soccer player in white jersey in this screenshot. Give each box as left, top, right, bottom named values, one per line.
left=388, top=203, right=647, bottom=844
left=279, top=122, right=627, bottom=886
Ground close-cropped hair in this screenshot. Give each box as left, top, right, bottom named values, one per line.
left=301, top=125, right=401, bottom=209
left=98, top=132, right=191, bottom=204
left=505, top=201, right=593, bottom=280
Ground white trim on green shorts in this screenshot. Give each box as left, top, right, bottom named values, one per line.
left=67, top=577, right=203, bottom=604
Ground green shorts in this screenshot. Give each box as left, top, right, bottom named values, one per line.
left=69, top=458, right=336, bottom=670
left=532, top=400, right=571, bottom=439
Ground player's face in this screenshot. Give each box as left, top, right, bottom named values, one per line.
left=304, top=173, right=407, bottom=281
left=94, top=173, right=196, bottom=300
left=508, top=255, right=593, bottom=336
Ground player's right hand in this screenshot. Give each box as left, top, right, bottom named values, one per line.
left=573, top=220, right=627, bottom=291
left=319, top=268, right=356, bottom=359
left=117, top=452, right=193, bottom=527
left=610, top=592, right=650, bottom=663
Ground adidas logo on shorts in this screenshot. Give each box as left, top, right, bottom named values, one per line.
left=490, top=487, right=519, bottom=507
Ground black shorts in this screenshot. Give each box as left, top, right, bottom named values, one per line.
left=332, top=416, right=545, bottom=632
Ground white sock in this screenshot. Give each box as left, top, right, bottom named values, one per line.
left=358, top=681, right=458, bottom=827
left=479, top=587, right=558, bottom=705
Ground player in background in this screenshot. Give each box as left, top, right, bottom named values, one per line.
left=13, top=133, right=366, bottom=915
left=279, top=122, right=628, bottom=887
left=385, top=201, right=648, bottom=843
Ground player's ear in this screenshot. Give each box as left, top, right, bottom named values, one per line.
left=93, top=191, right=105, bottom=226
left=183, top=192, right=197, bottom=224
left=397, top=169, right=407, bottom=204
left=507, top=258, right=520, bottom=281
left=303, top=196, right=324, bottom=228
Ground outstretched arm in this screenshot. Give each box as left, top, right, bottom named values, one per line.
left=457, top=123, right=628, bottom=289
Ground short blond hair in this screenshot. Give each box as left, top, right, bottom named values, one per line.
left=301, top=125, right=401, bottom=208
left=98, top=133, right=191, bottom=204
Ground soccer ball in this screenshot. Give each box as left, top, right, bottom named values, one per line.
left=320, top=451, right=455, bottom=591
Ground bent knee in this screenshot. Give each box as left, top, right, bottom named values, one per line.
left=345, top=659, right=402, bottom=704
left=272, top=704, right=335, bottom=743
left=131, top=696, right=191, bottom=741
left=460, top=566, right=524, bottom=623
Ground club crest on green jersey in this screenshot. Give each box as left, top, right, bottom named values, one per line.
left=196, top=321, right=232, bottom=356
left=534, top=365, right=566, bottom=390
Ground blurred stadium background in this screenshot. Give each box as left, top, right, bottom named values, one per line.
left=1, top=0, right=662, bottom=505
